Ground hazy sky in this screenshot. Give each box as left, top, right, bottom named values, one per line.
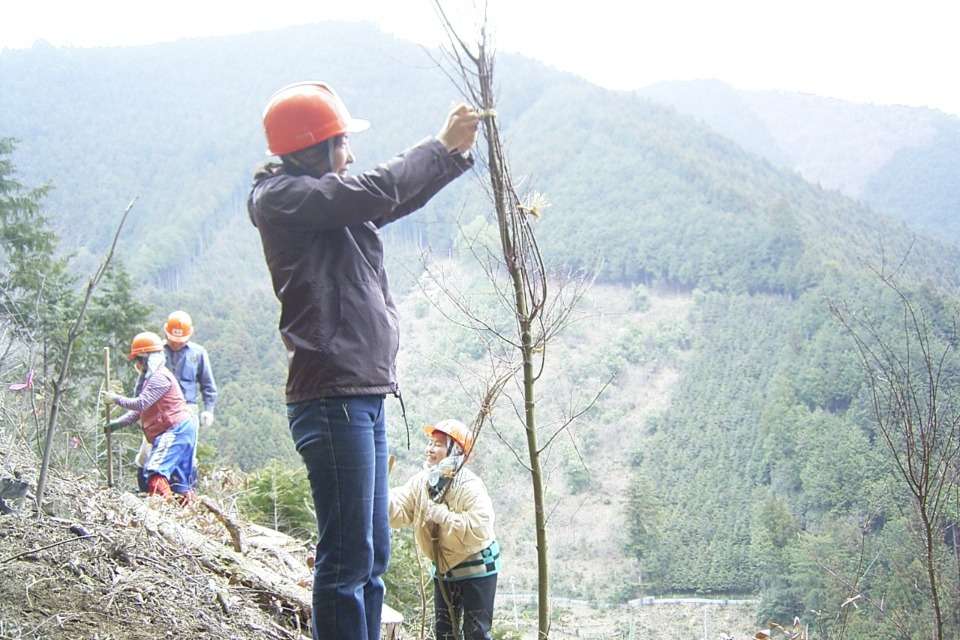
left=3, top=0, right=959, bottom=116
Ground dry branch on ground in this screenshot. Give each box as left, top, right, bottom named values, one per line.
left=0, top=430, right=316, bottom=640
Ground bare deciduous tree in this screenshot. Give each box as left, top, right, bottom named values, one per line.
left=36, top=197, right=137, bottom=504
left=426, top=4, right=596, bottom=638
left=832, top=272, right=960, bottom=640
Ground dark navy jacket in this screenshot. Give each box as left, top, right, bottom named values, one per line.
left=248, top=137, right=472, bottom=402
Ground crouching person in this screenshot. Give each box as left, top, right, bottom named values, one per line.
left=103, top=331, right=198, bottom=502
left=389, top=419, right=500, bottom=640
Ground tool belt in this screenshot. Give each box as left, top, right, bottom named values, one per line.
left=438, top=540, right=501, bottom=582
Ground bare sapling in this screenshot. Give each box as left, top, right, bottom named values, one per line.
left=36, top=197, right=137, bottom=505
left=427, top=4, right=596, bottom=638
left=831, top=271, right=960, bottom=640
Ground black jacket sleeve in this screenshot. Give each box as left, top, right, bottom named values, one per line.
left=252, top=138, right=472, bottom=231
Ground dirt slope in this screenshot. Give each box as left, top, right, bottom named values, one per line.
left=0, top=430, right=313, bottom=640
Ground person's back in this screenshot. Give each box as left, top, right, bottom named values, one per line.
left=249, top=130, right=472, bottom=402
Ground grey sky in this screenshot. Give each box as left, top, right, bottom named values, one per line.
left=3, top=0, right=959, bottom=116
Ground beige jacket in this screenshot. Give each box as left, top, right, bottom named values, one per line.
left=389, top=467, right=496, bottom=573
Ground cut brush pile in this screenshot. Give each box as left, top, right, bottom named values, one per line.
left=0, top=429, right=315, bottom=640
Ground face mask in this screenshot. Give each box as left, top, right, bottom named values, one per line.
left=427, top=454, right=465, bottom=499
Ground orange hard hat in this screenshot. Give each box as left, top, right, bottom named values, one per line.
left=424, top=419, right=474, bottom=455
left=129, top=331, right=164, bottom=360
left=262, top=81, right=370, bottom=156
left=164, top=310, right=193, bottom=343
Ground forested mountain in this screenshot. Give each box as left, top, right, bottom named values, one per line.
left=639, top=79, right=960, bottom=243
left=3, top=23, right=959, bottom=634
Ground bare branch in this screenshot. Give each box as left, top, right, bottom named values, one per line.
left=36, top=197, right=137, bottom=504
left=537, top=375, right=614, bottom=455
left=831, top=269, right=959, bottom=640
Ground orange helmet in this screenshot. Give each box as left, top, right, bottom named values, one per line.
left=129, top=331, right=164, bottom=360
left=424, top=419, right=474, bottom=455
left=262, top=82, right=370, bottom=156
left=163, top=310, right=193, bottom=344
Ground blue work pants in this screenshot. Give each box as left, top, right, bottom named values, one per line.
left=288, top=395, right=389, bottom=640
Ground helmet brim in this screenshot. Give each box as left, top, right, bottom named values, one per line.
left=345, top=118, right=370, bottom=134
left=264, top=118, right=370, bottom=157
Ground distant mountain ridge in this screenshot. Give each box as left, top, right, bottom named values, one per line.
left=2, top=26, right=957, bottom=289
left=638, top=79, right=960, bottom=243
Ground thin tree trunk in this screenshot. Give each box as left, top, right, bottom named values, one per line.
left=920, top=507, right=944, bottom=640
left=953, top=485, right=960, bottom=632
left=489, top=91, right=551, bottom=640
left=521, top=328, right=549, bottom=638
left=429, top=7, right=599, bottom=637
left=832, top=278, right=960, bottom=639
left=35, top=198, right=136, bottom=504
left=37, top=328, right=84, bottom=502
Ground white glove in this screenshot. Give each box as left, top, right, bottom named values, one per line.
left=200, top=411, right=214, bottom=428
left=101, top=390, right=121, bottom=404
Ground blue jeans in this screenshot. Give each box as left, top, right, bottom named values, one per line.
left=288, top=395, right=389, bottom=640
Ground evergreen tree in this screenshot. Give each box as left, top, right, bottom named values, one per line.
left=0, top=137, right=76, bottom=349
left=0, top=138, right=149, bottom=477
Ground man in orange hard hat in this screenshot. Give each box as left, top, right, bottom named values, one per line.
left=249, top=81, right=478, bottom=640
left=134, top=310, right=217, bottom=492
left=162, top=310, right=217, bottom=428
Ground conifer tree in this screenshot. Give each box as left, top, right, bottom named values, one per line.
left=1, top=138, right=146, bottom=489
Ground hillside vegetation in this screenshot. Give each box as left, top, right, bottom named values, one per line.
left=3, top=23, right=960, bottom=637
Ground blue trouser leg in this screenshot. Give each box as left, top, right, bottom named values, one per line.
left=144, top=418, right=197, bottom=495
left=289, top=396, right=389, bottom=640
left=365, top=403, right=389, bottom=640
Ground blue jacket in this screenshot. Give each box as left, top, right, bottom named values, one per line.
left=163, top=342, right=217, bottom=411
